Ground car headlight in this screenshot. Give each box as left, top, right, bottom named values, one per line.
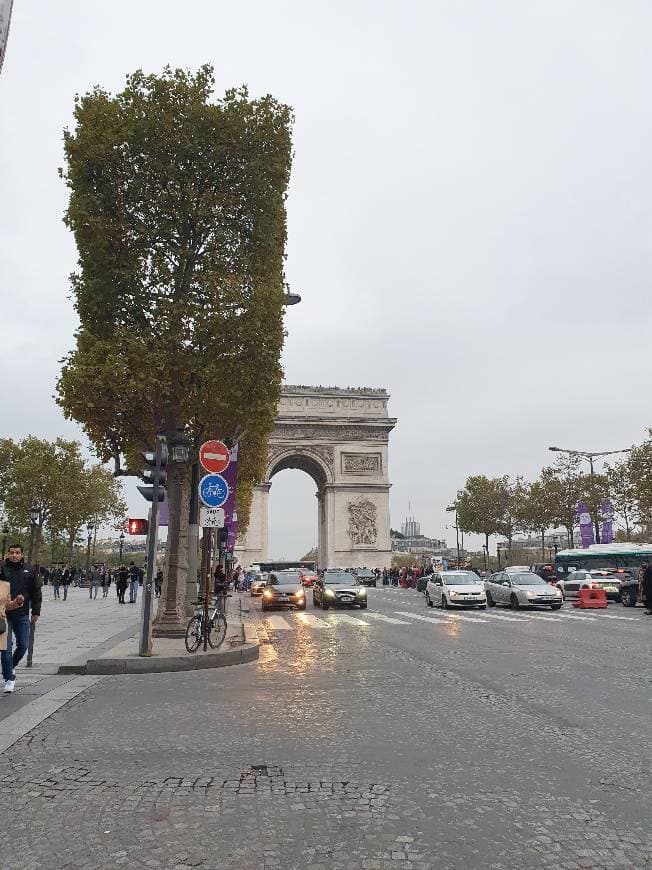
left=263, top=590, right=272, bottom=598
left=526, top=591, right=536, bottom=599
left=555, top=589, right=563, bottom=597
left=449, top=590, right=459, bottom=597
left=357, top=588, right=367, bottom=596
left=325, top=589, right=335, bottom=597
left=295, top=590, right=304, bottom=598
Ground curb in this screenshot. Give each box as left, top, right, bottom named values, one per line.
left=85, top=641, right=259, bottom=675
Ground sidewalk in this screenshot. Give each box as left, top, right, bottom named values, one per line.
left=86, top=597, right=258, bottom=674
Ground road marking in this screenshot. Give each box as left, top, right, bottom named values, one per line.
left=264, top=614, right=292, bottom=631
left=325, top=613, right=371, bottom=627
left=363, top=612, right=411, bottom=625
left=480, top=611, right=525, bottom=622
left=396, top=610, right=488, bottom=625
left=294, top=613, right=329, bottom=629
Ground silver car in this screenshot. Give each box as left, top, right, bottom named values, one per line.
left=485, top=571, right=563, bottom=610
left=425, top=571, right=487, bottom=609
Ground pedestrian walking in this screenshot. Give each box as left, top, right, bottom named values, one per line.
left=641, top=562, right=652, bottom=614
left=128, top=562, right=140, bottom=604
left=61, top=565, right=71, bottom=601
left=0, top=580, right=25, bottom=693
left=1, top=544, right=42, bottom=694
left=89, top=565, right=101, bottom=599
left=52, top=566, right=61, bottom=599
left=155, top=569, right=163, bottom=598
left=101, top=569, right=110, bottom=597
left=214, top=564, right=227, bottom=596
left=117, top=566, right=129, bottom=604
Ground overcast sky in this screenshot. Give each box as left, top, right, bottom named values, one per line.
left=2, top=1, right=651, bottom=558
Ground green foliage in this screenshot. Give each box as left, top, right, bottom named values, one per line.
left=0, top=437, right=126, bottom=564
left=57, top=66, right=294, bottom=536
left=456, top=475, right=506, bottom=547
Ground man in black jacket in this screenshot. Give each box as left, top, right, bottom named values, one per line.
left=1, top=544, right=42, bottom=693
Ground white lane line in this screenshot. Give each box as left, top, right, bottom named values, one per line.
left=583, top=613, right=638, bottom=621
left=363, top=612, right=411, bottom=625
left=264, top=614, right=292, bottom=631
left=480, top=611, right=526, bottom=622
left=325, top=613, right=371, bottom=627
left=294, top=613, right=329, bottom=629
left=396, top=610, right=488, bottom=625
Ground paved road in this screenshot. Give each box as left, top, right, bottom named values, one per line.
left=0, top=586, right=650, bottom=869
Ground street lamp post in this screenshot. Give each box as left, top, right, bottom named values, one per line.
left=482, top=544, right=488, bottom=571
left=27, top=503, right=39, bottom=565
left=119, top=531, right=125, bottom=564
left=548, top=445, right=632, bottom=544
left=446, top=505, right=460, bottom=568
left=1, top=520, right=8, bottom=559
left=86, top=521, right=94, bottom=575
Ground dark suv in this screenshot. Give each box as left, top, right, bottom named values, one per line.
left=354, top=569, right=377, bottom=587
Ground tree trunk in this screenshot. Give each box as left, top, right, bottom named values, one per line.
left=67, top=533, right=75, bottom=565
left=566, top=526, right=574, bottom=548
left=541, top=529, right=545, bottom=561
left=153, top=456, right=190, bottom=637
left=624, top=508, right=631, bottom=537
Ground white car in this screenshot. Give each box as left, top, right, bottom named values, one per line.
left=485, top=571, right=563, bottom=610
left=425, top=571, right=487, bottom=609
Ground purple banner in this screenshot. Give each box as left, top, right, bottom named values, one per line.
left=577, top=500, right=595, bottom=548
left=221, top=444, right=239, bottom=522
left=227, top=518, right=238, bottom=552
left=600, top=499, right=614, bottom=544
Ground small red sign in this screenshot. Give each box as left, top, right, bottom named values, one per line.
left=199, top=440, right=230, bottom=474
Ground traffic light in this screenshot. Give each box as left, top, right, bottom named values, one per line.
left=128, top=518, right=149, bottom=535
left=137, top=446, right=168, bottom=502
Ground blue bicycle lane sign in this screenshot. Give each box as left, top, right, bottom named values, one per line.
left=199, top=473, right=229, bottom=508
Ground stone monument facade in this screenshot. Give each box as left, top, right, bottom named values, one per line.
left=236, top=385, right=396, bottom=569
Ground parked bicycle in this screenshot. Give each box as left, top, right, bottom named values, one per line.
left=185, top=593, right=229, bottom=653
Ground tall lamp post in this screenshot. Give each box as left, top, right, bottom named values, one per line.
left=1, top=520, right=8, bottom=559
left=27, top=503, right=39, bottom=565
left=548, top=446, right=632, bottom=544
left=85, top=521, right=94, bottom=574
left=482, top=544, right=488, bottom=571
left=446, top=504, right=460, bottom=568
left=119, top=531, right=125, bottom=564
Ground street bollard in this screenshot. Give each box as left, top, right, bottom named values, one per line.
left=26, top=621, right=36, bottom=667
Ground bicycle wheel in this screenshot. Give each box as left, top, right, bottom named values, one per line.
left=185, top=616, right=203, bottom=653
left=208, top=613, right=227, bottom=649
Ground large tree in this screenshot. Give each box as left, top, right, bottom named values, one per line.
left=519, top=478, right=557, bottom=558
left=540, top=457, right=582, bottom=548
left=456, top=475, right=505, bottom=553
left=57, top=66, right=293, bottom=634
left=606, top=457, right=638, bottom=537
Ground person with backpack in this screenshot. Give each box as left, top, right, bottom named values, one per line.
left=116, top=566, right=129, bottom=604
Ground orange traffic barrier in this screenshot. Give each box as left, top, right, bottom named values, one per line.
left=573, top=587, right=608, bottom=609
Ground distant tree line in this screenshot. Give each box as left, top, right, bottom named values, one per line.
left=0, top=436, right=126, bottom=565
left=455, top=432, right=652, bottom=552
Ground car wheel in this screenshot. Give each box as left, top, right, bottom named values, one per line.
left=550, top=603, right=562, bottom=610
left=297, top=602, right=307, bottom=611
left=359, top=601, right=368, bottom=609
left=322, top=600, right=329, bottom=610
left=510, top=594, right=520, bottom=610
left=621, top=588, right=636, bottom=607
left=426, top=592, right=433, bottom=607
left=442, top=596, right=448, bottom=609
left=479, top=604, right=487, bottom=609
left=486, top=591, right=495, bottom=607
left=372, top=581, right=376, bottom=587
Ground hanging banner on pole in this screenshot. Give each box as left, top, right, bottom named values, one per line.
left=222, top=444, right=240, bottom=521
left=600, top=499, right=614, bottom=544
left=577, top=500, right=595, bottom=548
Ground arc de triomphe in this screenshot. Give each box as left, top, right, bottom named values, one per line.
left=236, top=385, right=396, bottom=570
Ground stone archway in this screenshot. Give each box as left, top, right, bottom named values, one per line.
left=236, top=385, right=396, bottom=569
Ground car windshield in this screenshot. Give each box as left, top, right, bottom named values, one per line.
left=324, top=573, right=355, bottom=585
left=270, top=573, right=301, bottom=585
left=357, top=571, right=374, bottom=577
left=443, top=573, right=478, bottom=586
left=511, top=574, right=546, bottom=586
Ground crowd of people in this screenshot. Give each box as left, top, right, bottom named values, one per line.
left=35, top=561, right=163, bottom=604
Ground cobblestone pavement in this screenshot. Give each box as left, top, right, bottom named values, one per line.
left=0, top=587, right=650, bottom=869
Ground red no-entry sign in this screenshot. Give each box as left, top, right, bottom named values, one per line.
left=199, top=440, right=230, bottom=474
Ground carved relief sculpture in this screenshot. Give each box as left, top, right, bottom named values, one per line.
left=347, top=499, right=378, bottom=546
left=342, top=453, right=381, bottom=474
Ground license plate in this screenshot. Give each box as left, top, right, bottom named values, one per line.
left=340, top=596, right=353, bottom=602
left=604, top=586, right=617, bottom=592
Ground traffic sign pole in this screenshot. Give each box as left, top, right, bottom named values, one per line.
left=140, top=435, right=164, bottom=656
